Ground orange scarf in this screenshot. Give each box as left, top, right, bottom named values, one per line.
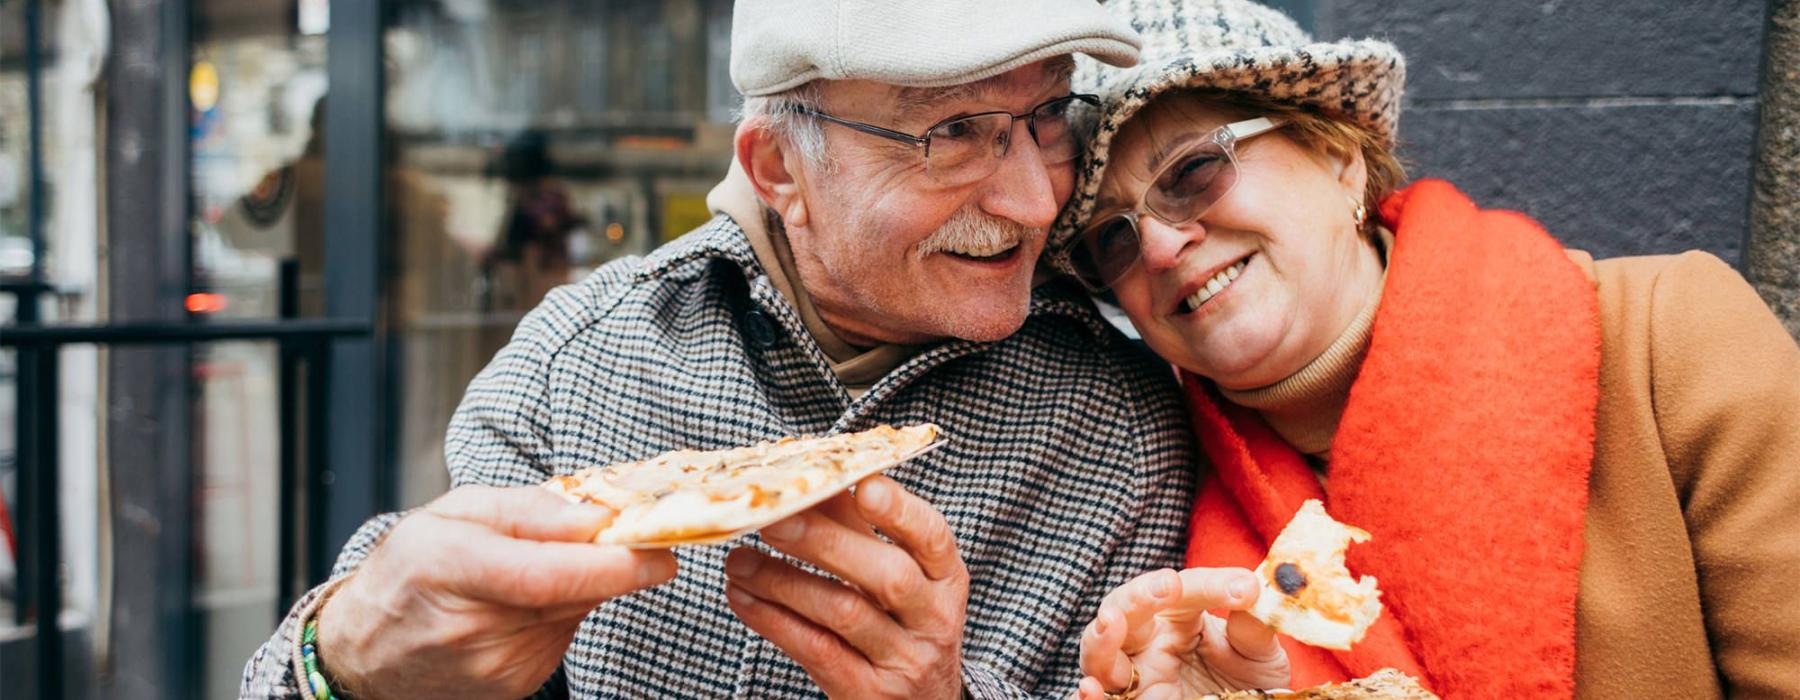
left=1183, top=180, right=1603, bottom=698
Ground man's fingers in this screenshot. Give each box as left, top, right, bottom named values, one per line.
left=1098, top=568, right=1179, bottom=654
left=854, top=476, right=965, bottom=582
left=815, top=491, right=875, bottom=536
left=759, top=508, right=939, bottom=627
left=442, top=524, right=678, bottom=607
left=723, top=548, right=903, bottom=660
left=427, top=484, right=617, bottom=542
left=724, top=579, right=874, bottom=697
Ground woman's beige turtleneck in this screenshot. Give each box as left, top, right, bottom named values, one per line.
left=1219, top=228, right=1393, bottom=463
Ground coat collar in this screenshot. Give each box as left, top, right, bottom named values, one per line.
left=1185, top=180, right=1602, bottom=697
left=647, top=165, right=1121, bottom=343
left=635, top=182, right=1126, bottom=425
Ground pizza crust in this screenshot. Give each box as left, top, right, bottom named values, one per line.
left=544, top=424, right=941, bottom=547
left=1197, top=668, right=1438, bottom=699
left=1249, top=499, right=1383, bottom=650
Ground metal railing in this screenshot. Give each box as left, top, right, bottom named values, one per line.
left=2, top=316, right=369, bottom=698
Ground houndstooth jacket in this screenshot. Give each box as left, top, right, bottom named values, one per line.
left=241, top=214, right=1198, bottom=699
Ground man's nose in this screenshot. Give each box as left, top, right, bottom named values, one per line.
left=976, top=122, right=1060, bottom=230
left=1137, top=215, right=1205, bottom=273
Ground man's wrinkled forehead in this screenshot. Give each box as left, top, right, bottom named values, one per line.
left=890, top=57, right=1076, bottom=119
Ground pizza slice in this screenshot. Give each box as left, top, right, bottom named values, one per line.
left=1196, top=668, right=1437, bottom=699
left=1248, top=499, right=1383, bottom=650
left=544, top=423, right=941, bottom=547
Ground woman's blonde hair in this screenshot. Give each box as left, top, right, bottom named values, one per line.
left=1125, top=89, right=1408, bottom=235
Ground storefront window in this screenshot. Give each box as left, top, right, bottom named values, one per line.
left=1, top=1, right=108, bottom=692
left=187, top=2, right=327, bottom=696
left=384, top=0, right=738, bottom=507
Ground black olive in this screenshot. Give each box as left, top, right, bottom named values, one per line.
left=1273, top=562, right=1308, bottom=595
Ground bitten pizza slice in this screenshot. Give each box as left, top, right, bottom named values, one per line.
left=1249, top=499, right=1383, bottom=650
left=544, top=423, right=941, bottom=548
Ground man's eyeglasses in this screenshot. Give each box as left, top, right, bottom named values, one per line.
left=789, top=94, right=1100, bottom=187
left=1059, top=117, right=1287, bottom=291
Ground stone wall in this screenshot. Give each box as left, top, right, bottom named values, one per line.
left=1302, top=0, right=1769, bottom=266
left=1749, top=0, right=1800, bottom=337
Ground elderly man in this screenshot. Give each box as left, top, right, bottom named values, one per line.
left=243, top=2, right=1201, bottom=697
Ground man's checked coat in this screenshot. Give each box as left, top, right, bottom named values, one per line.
left=242, top=215, right=1198, bottom=698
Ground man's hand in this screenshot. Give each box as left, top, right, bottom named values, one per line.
left=723, top=475, right=969, bottom=700
left=314, top=485, right=678, bottom=699
left=1076, top=568, right=1288, bottom=700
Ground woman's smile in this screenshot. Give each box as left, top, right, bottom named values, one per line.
left=1170, top=251, right=1256, bottom=317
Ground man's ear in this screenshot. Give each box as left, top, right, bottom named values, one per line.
left=736, top=119, right=809, bottom=229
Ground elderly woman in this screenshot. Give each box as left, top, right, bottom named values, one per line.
left=1055, top=1, right=1800, bottom=698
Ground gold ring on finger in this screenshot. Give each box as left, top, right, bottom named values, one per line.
left=1102, top=665, right=1141, bottom=700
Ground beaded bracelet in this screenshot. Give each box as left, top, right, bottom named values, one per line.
left=301, top=618, right=335, bottom=700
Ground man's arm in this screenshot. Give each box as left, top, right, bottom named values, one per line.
left=240, top=513, right=404, bottom=697
left=242, top=281, right=674, bottom=700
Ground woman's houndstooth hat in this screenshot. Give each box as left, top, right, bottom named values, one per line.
left=1050, top=0, right=1406, bottom=248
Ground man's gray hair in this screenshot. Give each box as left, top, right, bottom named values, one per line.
left=739, top=81, right=833, bottom=171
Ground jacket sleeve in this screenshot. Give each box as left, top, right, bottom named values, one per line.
left=1649, top=251, right=1800, bottom=696
left=238, top=513, right=405, bottom=698
left=444, top=282, right=594, bottom=488
left=240, top=282, right=592, bottom=697
left=962, top=659, right=1041, bottom=699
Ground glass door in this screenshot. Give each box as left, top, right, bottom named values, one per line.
left=381, top=0, right=738, bottom=508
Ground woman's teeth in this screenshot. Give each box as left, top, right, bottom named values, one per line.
left=1181, top=258, right=1248, bottom=313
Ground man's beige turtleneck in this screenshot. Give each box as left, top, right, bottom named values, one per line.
left=706, top=162, right=914, bottom=399
left=1219, top=228, right=1394, bottom=463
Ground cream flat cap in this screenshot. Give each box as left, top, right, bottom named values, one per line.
left=730, top=0, right=1143, bottom=96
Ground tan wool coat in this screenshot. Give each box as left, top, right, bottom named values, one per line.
left=1572, top=249, right=1800, bottom=697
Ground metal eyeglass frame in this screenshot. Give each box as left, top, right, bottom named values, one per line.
left=1053, top=116, right=1288, bottom=291
left=787, top=93, right=1101, bottom=174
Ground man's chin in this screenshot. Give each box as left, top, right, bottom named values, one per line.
left=936, top=307, right=1031, bottom=343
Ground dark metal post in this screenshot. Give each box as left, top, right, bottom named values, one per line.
left=18, top=346, right=65, bottom=699
left=304, top=341, right=335, bottom=583
left=20, top=0, right=47, bottom=324
left=321, top=0, right=389, bottom=573
left=277, top=261, right=303, bottom=616
left=100, top=0, right=200, bottom=695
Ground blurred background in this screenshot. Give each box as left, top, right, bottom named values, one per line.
left=0, top=0, right=1795, bottom=698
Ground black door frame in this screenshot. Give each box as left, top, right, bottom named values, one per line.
left=3, top=0, right=390, bottom=697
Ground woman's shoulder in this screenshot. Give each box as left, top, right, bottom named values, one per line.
left=1571, top=248, right=1739, bottom=293
left=1570, top=250, right=1771, bottom=333
left=1576, top=248, right=1798, bottom=397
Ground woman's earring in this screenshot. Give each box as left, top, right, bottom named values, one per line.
left=1349, top=196, right=1368, bottom=226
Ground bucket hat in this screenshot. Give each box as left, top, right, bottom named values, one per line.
left=1051, top=0, right=1405, bottom=248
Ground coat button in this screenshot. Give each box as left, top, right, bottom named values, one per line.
left=743, top=310, right=781, bottom=350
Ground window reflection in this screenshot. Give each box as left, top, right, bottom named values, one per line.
left=187, top=4, right=327, bottom=697
left=386, top=0, right=738, bottom=507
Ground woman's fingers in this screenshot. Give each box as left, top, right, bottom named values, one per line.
left=1222, top=609, right=1284, bottom=663
left=1079, top=605, right=1138, bottom=692
left=1076, top=676, right=1108, bottom=700
left=1192, top=611, right=1290, bottom=690
left=1099, top=568, right=1182, bottom=653
left=1160, top=567, right=1260, bottom=624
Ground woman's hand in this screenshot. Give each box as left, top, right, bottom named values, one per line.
left=1076, top=568, right=1288, bottom=699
